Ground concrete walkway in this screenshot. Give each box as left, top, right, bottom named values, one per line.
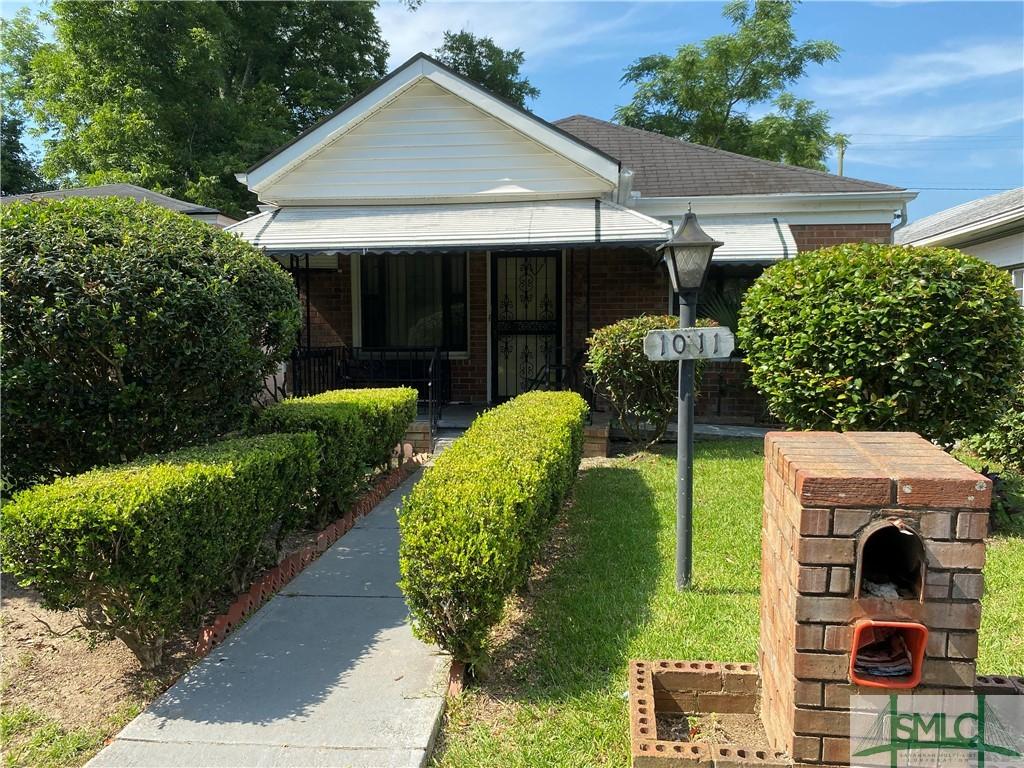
left=88, top=470, right=448, bottom=768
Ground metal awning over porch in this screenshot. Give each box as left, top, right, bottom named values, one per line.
left=227, top=198, right=671, bottom=253
left=698, top=215, right=798, bottom=263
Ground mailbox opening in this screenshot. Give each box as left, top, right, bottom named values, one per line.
left=849, top=619, right=928, bottom=688
left=855, top=521, right=925, bottom=600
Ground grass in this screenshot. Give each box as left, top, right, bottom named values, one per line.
left=0, top=704, right=141, bottom=768
left=437, top=438, right=1024, bottom=767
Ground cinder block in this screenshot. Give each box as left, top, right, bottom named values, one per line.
left=653, top=661, right=725, bottom=692
left=696, top=692, right=757, bottom=714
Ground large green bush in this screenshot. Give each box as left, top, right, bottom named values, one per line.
left=738, top=244, right=1024, bottom=444
left=585, top=314, right=710, bottom=446
left=0, top=433, right=318, bottom=668
left=255, top=388, right=418, bottom=523
left=398, top=391, right=588, bottom=668
left=965, top=374, right=1024, bottom=473
left=0, top=197, right=300, bottom=490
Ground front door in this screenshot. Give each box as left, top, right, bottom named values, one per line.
left=491, top=251, right=562, bottom=401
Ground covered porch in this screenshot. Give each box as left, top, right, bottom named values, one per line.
left=235, top=198, right=675, bottom=421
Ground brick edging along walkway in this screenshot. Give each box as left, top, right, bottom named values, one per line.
left=195, top=453, right=426, bottom=657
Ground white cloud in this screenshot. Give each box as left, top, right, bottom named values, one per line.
left=813, top=40, right=1024, bottom=104
left=376, top=1, right=643, bottom=69
left=831, top=98, right=1024, bottom=168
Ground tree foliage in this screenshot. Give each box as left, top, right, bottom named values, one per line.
left=1, top=114, right=42, bottom=195
left=434, top=30, right=539, bottom=106
left=14, top=1, right=388, bottom=217
left=738, top=244, right=1024, bottom=445
left=615, top=0, right=840, bottom=169
left=1, top=197, right=301, bottom=490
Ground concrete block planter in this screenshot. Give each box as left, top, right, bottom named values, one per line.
left=629, top=660, right=789, bottom=768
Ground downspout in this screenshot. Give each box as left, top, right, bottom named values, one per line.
left=891, top=201, right=910, bottom=234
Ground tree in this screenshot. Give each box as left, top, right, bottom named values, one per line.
left=0, top=9, right=44, bottom=194
left=1, top=114, right=42, bottom=195
left=615, top=0, right=840, bottom=169
left=434, top=31, right=539, bottom=106
left=20, top=2, right=389, bottom=218
left=1, top=197, right=301, bottom=490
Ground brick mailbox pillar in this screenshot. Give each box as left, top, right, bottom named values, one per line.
left=759, top=431, right=991, bottom=766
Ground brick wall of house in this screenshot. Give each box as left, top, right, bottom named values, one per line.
left=696, top=360, right=774, bottom=425
left=789, top=223, right=892, bottom=252
left=299, top=261, right=352, bottom=348
left=566, top=246, right=670, bottom=356
left=760, top=431, right=990, bottom=765
left=449, top=253, right=488, bottom=402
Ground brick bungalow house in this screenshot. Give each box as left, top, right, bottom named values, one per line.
left=230, top=53, right=916, bottom=422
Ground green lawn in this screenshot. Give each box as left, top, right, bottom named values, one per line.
left=436, top=438, right=1024, bottom=768
left=0, top=704, right=141, bottom=768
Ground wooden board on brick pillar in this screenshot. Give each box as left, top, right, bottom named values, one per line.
left=759, top=431, right=997, bottom=766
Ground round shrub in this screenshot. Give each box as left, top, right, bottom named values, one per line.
left=738, top=244, right=1024, bottom=444
left=585, top=314, right=709, bottom=447
left=1, top=197, right=300, bottom=489
left=964, top=374, right=1024, bottom=472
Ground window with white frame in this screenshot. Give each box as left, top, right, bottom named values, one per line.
left=1013, top=267, right=1024, bottom=308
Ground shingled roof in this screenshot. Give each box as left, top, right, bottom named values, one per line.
left=554, top=115, right=904, bottom=198
left=2, top=183, right=219, bottom=214
left=895, top=187, right=1024, bottom=245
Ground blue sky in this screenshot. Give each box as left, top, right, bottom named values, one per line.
left=6, top=1, right=1023, bottom=220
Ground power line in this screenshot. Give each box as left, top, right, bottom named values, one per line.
left=906, top=186, right=1017, bottom=191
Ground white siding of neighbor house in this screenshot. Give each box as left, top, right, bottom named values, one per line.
left=260, top=79, right=615, bottom=205
left=960, top=231, right=1024, bottom=269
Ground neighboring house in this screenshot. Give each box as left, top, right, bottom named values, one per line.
left=896, top=187, right=1024, bottom=307
left=2, top=183, right=239, bottom=228
left=229, top=53, right=916, bottom=419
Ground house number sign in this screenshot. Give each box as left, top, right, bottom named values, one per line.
left=643, top=327, right=736, bottom=361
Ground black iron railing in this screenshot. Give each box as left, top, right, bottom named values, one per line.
left=288, top=345, right=451, bottom=440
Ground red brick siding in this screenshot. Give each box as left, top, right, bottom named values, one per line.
left=300, top=261, right=352, bottom=348
left=696, top=360, right=774, bottom=426
left=789, top=223, right=892, bottom=252
left=449, top=253, right=488, bottom=402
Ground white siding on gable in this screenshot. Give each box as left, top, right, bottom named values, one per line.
left=260, top=80, right=615, bottom=205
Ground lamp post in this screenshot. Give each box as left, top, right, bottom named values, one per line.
left=656, top=209, right=723, bottom=590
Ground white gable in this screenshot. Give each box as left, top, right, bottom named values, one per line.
left=243, top=56, right=619, bottom=205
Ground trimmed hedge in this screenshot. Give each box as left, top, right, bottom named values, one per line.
left=0, top=197, right=300, bottom=491
left=738, top=244, right=1024, bottom=444
left=0, top=433, right=318, bottom=669
left=398, top=391, right=588, bottom=667
left=255, top=388, right=418, bottom=522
